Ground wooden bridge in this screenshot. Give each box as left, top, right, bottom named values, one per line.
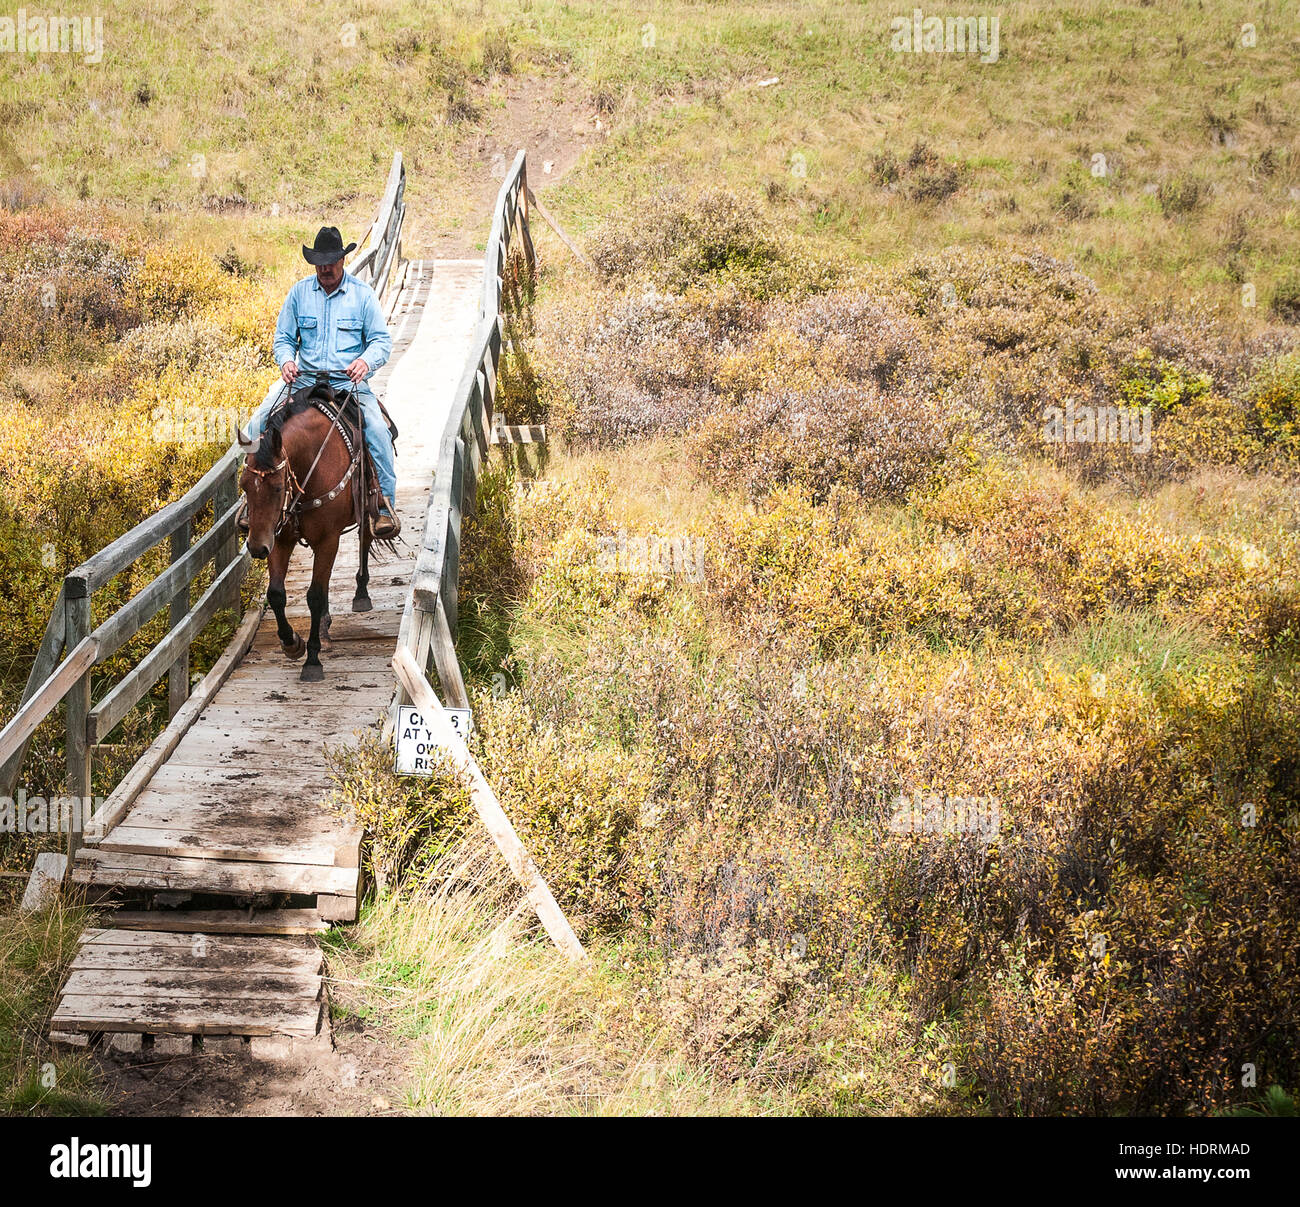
left=0, top=151, right=542, bottom=1057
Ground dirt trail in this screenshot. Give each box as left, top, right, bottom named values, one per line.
left=425, top=71, right=604, bottom=257
left=98, top=1021, right=412, bottom=1118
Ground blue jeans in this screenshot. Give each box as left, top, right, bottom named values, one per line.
left=246, top=375, right=397, bottom=501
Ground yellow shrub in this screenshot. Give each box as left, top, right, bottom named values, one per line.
left=127, top=245, right=225, bottom=322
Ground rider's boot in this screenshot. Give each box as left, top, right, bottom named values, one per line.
left=236, top=497, right=250, bottom=536
left=373, top=496, right=401, bottom=540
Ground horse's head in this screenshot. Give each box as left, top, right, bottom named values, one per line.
left=237, top=426, right=286, bottom=559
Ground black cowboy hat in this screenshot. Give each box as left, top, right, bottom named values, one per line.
left=302, top=226, right=356, bottom=266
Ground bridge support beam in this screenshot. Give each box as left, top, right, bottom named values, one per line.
left=393, top=646, right=586, bottom=964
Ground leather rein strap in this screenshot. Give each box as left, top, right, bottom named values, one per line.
left=251, top=387, right=364, bottom=541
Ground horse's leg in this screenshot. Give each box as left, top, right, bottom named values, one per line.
left=267, top=538, right=305, bottom=660
left=301, top=532, right=339, bottom=682
left=353, top=520, right=373, bottom=612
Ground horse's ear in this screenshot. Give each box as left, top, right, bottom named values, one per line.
left=269, top=427, right=283, bottom=456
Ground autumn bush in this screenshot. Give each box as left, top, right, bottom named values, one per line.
left=326, top=734, right=472, bottom=896
left=0, top=207, right=275, bottom=842
left=462, top=491, right=1300, bottom=1111
left=543, top=202, right=1299, bottom=496
left=589, top=186, right=833, bottom=299
left=453, top=214, right=1300, bottom=1111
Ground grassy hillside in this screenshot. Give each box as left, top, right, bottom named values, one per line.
left=3, top=1, right=1298, bottom=306
left=2, top=0, right=1299, bottom=1116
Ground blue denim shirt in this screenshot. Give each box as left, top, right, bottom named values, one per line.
left=272, top=271, right=392, bottom=384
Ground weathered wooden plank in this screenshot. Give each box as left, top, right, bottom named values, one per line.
left=20, top=852, right=66, bottom=913
left=117, top=798, right=339, bottom=830
left=65, top=593, right=93, bottom=859
left=212, top=680, right=392, bottom=708
left=161, top=747, right=339, bottom=773
left=126, top=763, right=334, bottom=795
left=168, top=728, right=342, bottom=758
left=0, top=583, right=66, bottom=796
left=62, top=968, right=321, bottom=1000
left=316, top=893, right=358, bottom=922
left=70, top=949, right=321, bottom=978
left=83, top=606, right=264, bottom=842
left=72, top=849, right=357, bottom=896
left=102, top=910, right=329, bottom=935
left=222, top=659, right=394, bottom=686
left=411, top=314, right=496, bottom=609
left=77, top=929, right=322, bottom=962
left=167, top=518, right=191, bottom=719
left=112, top=789, right=340, bottom=824
left=491, top=423, right=548, bottom=446
left=98, top=825, right=350, bottom=868
left=0, top=635, right=98, bottom=770
left=81, top=926, right=308, bottom=945
left=51, top=995, right=321, bottom=1037
left=237, top=638, right=399, bottom=665
left=429, top=599, right=471, bottom=710
left=180, top=702, right=383, bottom=730
left=525, top=184, right=593, bottom=268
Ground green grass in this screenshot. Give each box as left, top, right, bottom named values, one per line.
left=0, top=899, right=106, bottom=1117
left=1049, top=607, right=1228, bottom=694
left=2, top=2, right=1296, bottom=309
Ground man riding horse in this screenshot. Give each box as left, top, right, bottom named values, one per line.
left=241, top=225, right=401, bottom=540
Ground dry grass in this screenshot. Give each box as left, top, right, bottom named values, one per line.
left=0, top=894, right=105, bottom=1116
left=325, top=836, right=799, bottom=1115
left=543, top=436, right=718, bottom=533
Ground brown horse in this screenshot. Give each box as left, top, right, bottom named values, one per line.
left=237, top=391, right=374, bottom=681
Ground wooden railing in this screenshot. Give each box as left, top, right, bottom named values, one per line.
left=0, top=451, right=245, bottom=857
left=0, top=156, right=408, bottom=858
left=349, top=152, right=406, bottom=305
left=394, top=149, right=535, bottom=711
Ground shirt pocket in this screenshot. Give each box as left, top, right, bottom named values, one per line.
left=336, top=317, right=365, bottom=358
left=297, top=315, right=320, bottom=358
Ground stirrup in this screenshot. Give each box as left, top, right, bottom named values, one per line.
left=372, top=497, right=401, bottom=540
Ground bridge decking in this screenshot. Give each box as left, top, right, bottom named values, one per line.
left=54, top=259, right=482, bottom=1052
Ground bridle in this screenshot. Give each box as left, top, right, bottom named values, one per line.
left=243, top=386, right=364, bottom=543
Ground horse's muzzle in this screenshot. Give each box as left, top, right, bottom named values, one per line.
left=248, top=542, right=270, bottom=560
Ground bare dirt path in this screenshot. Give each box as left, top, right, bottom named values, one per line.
left=96, top=1021, right=413, bottom=1117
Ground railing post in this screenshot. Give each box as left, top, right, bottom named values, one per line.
left=519, top=160, right=537, bottom=277
left=167, top=518, right=191, bottom=718
left=64, top=587, right=91, bottom=860
left=214, top=470, right=239, bottom=606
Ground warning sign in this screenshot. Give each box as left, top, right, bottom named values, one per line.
left=395, top=704, right=472, bottom=775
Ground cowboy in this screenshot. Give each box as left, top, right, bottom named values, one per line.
left=241, top=226, right=401, bottom=539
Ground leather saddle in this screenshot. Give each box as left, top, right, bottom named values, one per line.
left=287, top=376, right=399, bottom=444
left=278, top=376, right=399, bottom=527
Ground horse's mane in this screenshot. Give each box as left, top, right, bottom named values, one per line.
left=253, top=391, right=338, bottom=470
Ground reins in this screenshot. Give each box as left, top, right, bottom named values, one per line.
left=246, top=382, right=364, bottom=543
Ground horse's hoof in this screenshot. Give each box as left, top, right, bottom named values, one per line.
left=282, top=635, right=306, bottom=661
left=352, top=596, right=372, bottom=613
left=300, top=662, right=325, bottom=682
